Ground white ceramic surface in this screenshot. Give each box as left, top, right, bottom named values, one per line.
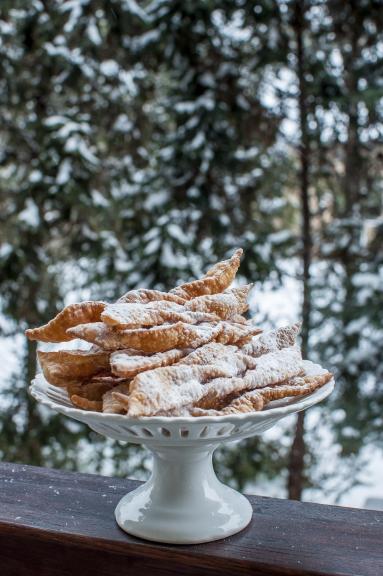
left=30, top=360, right=334, bottom=544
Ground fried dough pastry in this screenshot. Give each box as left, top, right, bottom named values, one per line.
left=67, top=379, right=116, bottom=412
left=192, top=371, right=333, bottom=416
left=67, top=321, right=222, bottom=353
left=111, top=348, right=188, bottom=378
left=215, top=321, right=262, bottom=345
left=38, top=349, right=110, bottom=387
left=118, top=289, right=186, bottom=305
left=193, top=346, right=303, bottom=410
left=70, top=396, right=103, bottom=411
left=240, top=345, right=303, bottom=388
left=178, top=342, right=237, bottom=366
left=101, top=302, right=219, bottom=328
left=241, top=323, right=301, bottom=357
left=170, top=248, right=243, bottom=299
left=103, top=382, right=130, bottom=414
left=25, top=301, right=105, bottom=342
left=127, top=346, right=302, bottom=416
left=67, top=376, right=130, bottom=412
left=185, top=285, right=251, bottom=319
left=128, top=364, right=232, bottom=417
left=66, top=379, right=116, bottom=400
left=27, top=246, right=333, bottom=417
left=230, top=314, right=248, bottom=324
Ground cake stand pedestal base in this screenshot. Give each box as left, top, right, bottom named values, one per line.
left=115, top=444, right=252, bottom=544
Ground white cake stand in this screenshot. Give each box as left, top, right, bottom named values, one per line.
left=30, top=361, right=334, bottom=544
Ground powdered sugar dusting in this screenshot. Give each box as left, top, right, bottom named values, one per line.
left=102, top=382, right=130, bottom=414
left=243, top=346, right=303, bottom=388
left=241, top=324, right=300, bottom=357
left=194, top=367, right=332, bottom=416
left=117, top=289, right=186, bottom=305
left=185, top=285, right=251, bottom=318
left=216, top=321, right=261, bottom=345
left=102, top=302, right=219, bottom=328
left=129, top=365, right=231, bottom=416
left=179, top=342, right=238, bottom=366
left=128, top=340, right=303, bottom=416
left=111, top=348, right=187, bottom=377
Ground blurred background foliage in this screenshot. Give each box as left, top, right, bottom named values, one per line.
left=0, top=0, right=382, bottom=503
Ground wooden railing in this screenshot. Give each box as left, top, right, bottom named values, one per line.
left=1, top=462, right=382, bottom=575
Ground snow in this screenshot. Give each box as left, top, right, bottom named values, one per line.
left=91, top=190, right=109, bottom=207
left=18, top=199, right=40, bottom=227
left=0, top=19, right=14, bottom=35
left=0, top=332, right=25, bottom=410
left=57, top=121, right=91, bottom=139
left=29, top=170, right=42, bottom=183
left=119, top=70, right=137, bottom=95
left=62, top=0, right=83, bottom=33
left=0, top=243, right=12, bottom=259
left=122, top=0, right=148, bottom=21
left=64, top=135, right=99, bottom=165
left=113, top=114, right=133, bottom=133
left=167, top=223, right=192, bottom=245
left=144, top=190, right=168, bottom=210
left=44, top=115, right=69, bottom=128
left=353, top=272, right=380, bottom=289
left=129, top=29, right=161, bottom=51
left=188, top=132, right=205, bottom=150
left=344, top=318, right=368, bottom=335
left=100, top=60, right=119, bottom=77
left=269, top=230, right=291, bottom=244
left=175, top=95, right=215, bottom=114
left=87, top=20, right=102, bottom=45
left=235, top=147, right=259, bottom=160
left=160, top=243, right=189, bottom=270
left=56, top=159, right=71, bottom=185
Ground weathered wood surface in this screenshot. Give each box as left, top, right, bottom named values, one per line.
left=0, top=462, right=382, bottom=576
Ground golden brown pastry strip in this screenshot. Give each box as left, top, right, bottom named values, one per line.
left=118, top=289, right=186, bottom=305
left=25, top=301, right=105, bottom=342
left=38, top=349, right=110, bottom=387
left=177, top=342, right=237, bottom=366
left=127, top=364, right=233, bottom=417
left=110, top=348, right=188, bottom=378
left=101, top=302, right=219, bottom=328
left=66, top=379, right=117, bottom=400
left=192, top=371, right=333, bottom=416
left=67, top=321, right=223, bottom=353
left=215, top=321, right=262, bottom=345
left=241, top=323, right=301, bottom=357
left=170, top=248, right=243, bottom=299
left=103, top=382, right=131, bottom=414
left=70, top=396, right=103, bottom=412
left=185, top=285, right=251, bottom=319
left=67, top=376, right=129, bottom=412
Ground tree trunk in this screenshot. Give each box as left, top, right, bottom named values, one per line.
left=287, top=0, right=312, bottom=501
left=339, top=11, right=361, bottom=405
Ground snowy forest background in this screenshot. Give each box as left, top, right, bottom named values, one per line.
left=0, top=0, right=382, bottom=506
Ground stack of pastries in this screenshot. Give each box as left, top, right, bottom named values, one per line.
left=26, top=249, right=332, bottom=417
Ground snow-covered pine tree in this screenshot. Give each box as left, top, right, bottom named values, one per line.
left=120, top=0, right=294, bottom=290
left=271, top=0, right=383, bottom=501
left=0, top=0, right=151, bottom=469
left=309, top=0, right=383, bottom=466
